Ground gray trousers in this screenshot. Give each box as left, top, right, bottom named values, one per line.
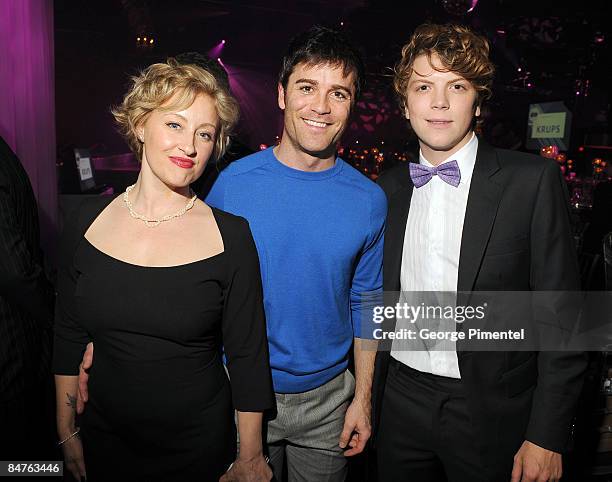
left=266, top=370, right=355, bottom=482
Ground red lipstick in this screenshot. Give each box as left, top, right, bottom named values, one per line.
left=169, top=156, right=195, bottom=169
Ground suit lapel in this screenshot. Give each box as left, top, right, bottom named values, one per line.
left=385, top=183, right=413, bottom=292
left=457, top=141, right=504, bottom=292
left=379, top=178, right=413, bottom=353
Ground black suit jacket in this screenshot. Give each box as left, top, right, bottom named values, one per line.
left=0, top=136, right=53, bottom=402
left=372, top=139, right=587, bottom=470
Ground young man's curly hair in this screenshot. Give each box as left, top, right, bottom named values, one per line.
left=393, top=24, right=495, bottom=116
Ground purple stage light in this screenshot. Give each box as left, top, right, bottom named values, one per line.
left=221, top=63, right=281, bottom=147
left=207, top=40, right=226, bottom=60
left=442, top=0, right=478, bottom=16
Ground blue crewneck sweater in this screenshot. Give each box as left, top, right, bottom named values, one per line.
left=206, top=148, right=386, bottom=393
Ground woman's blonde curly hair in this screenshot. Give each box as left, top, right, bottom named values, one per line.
left=112, top=58, right=239, bottom=162
left=393, top=24, right=495, bottom=116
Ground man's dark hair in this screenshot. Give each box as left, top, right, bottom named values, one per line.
left=279, top=25, right=365, bottom=102
left=175, top=51, right=231, bottom=92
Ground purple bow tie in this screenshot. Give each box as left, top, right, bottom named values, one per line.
left=409, top=160, right=461, bottom=188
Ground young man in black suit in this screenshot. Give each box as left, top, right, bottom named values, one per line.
left=373, top=24, right=587, bottom=482
left=0, top=135, right=54, bottom=458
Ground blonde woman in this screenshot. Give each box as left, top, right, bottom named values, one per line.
left=53, top=59, right=273, bottom=481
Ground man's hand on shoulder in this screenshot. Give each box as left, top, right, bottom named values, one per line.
left=76, top=342, right=94, bottom=414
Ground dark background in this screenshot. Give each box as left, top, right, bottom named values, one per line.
left=52, top=2, right=612, bottom=480
left=54, top=0, right=611, bottom=169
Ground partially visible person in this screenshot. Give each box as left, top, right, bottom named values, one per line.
left=175, top=51, right=231, bottom=92
left=174, top=52, right=254, bottom=199
left=53, top=59, right=273, bottom=482
left=0, top=135, right=54, bottom=459
left=583, top=179, right=612, bottom=254
left=373, top=23, right=586, bottom=482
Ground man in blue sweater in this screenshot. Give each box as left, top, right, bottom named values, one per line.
left=206, top=26, right=385, bottom=480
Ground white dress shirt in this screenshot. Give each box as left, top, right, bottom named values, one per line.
left=391, top=133, right=478, bottom=378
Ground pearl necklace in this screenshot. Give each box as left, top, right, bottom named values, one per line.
left=123, top=184, right=197, bottom=228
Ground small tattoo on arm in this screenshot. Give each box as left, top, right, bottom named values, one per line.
left=65, top=392, right=77, bottom=410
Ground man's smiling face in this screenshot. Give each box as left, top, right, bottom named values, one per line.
left=277, top=61, right=355, bottom=162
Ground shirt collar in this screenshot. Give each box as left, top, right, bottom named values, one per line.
left=419, top=133, right=478, bottom=185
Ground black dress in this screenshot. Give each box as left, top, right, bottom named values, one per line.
left=53, top=197, right=274, bottom=482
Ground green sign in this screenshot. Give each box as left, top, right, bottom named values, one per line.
left=531, top=112, right=566, bottom=139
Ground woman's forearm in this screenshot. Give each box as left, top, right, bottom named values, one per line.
left=55, top=375, right=79, bottom=437
left=236, top=411, right=265, bottom=461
